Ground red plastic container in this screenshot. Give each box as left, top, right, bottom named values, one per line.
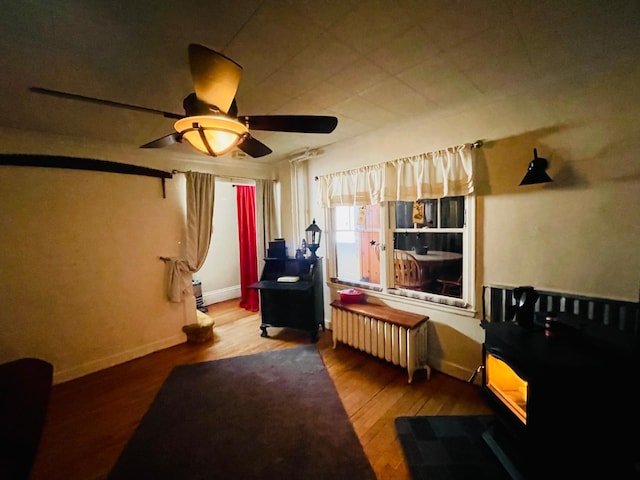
left=338, top=288, right=365, bottom=304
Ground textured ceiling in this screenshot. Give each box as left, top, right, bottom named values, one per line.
left=1, top=0, right=638, bottom=165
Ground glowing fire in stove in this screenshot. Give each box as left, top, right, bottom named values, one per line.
left=485, top=354, right=528, bottom=425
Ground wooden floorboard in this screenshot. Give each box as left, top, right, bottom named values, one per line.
left=29, top=299, right=494, bottom=480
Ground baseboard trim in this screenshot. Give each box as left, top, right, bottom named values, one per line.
left=52, top=334, right=185, bottom=384
left=429, top=357, right=480, bottom=384
left=203, top=286, right=241, bottom=306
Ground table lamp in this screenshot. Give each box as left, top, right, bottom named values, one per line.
left=305, top=219, right=322, bottom=261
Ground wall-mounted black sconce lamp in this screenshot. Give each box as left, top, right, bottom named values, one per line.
left=520, top=148, right=552, bottom=185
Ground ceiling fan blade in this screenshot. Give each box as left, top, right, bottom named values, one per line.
left=30, top=87, right=184, bottom=119
left=239, top=115, right=338, bottom=133
left=188, top=44, right=242, bottom=114
left=141, top=132, right=182, bottom=149
left=237, top=134, right=272, bottom=158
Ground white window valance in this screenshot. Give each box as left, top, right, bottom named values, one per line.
left=319, top=144, right=474, bottom=207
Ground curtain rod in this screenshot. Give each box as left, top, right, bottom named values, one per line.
left=313, top=140, right=484, bottom=180
left=170, top=169, right=256, bottom=183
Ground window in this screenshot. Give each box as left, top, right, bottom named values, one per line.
left=393, top=196, right=465, bottom=298
left=331, top=195, right=472, bottom=307
left=320, top=143, right=475, bottom=307
left=334, top=204, right=381, bottom=285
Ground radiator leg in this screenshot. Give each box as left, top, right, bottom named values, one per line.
left=408, top=364, right=432, bottom=384
left=332, top=309, right=340, bottom=349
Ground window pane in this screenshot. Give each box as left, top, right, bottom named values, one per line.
left=441, top=196, right=464, bottom=228
left=423, top=200, right=438, bottom=228
left=391, top=196, right=465, bottom=298
left=335, top=205, right=380, bottom=284
left=395, top=200, right=438, bottom=228
left=333, top=196, right=469, bottom=303
left=395, top=202, right=413, bottom=228
left=393, top=232, right=463, bottom=297
left=335, top=206, right=353, bottom=230
left=335, top=231, right=355, bottom=243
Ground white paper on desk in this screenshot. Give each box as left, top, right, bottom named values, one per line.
left=277, top=276, right=300, bottom=283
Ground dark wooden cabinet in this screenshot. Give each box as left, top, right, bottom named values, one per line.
left=249, top=258, right=325, bottom=342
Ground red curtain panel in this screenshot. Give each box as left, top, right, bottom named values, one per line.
left=236, top=185, right=259, bottom=311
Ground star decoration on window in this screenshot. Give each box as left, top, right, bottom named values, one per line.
left=370, top=240, right=377, bottom=246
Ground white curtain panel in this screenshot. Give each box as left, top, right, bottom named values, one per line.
left=319, top=144, right=474, bottom=207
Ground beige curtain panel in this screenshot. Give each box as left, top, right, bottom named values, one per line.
left=166, top=171, right=216, bottom=302
left=318, top=144, right=474, bottom=207
left=256, top=179, right=280, bottom=261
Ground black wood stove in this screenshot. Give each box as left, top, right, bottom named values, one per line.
left=481, top=308, right=639, bottom=478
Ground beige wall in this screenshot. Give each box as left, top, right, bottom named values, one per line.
left=0, top=165, right=186, bottom=383
left=307, top=50, right=640, bottom=381
left=0, top=130, right=272, bottom=383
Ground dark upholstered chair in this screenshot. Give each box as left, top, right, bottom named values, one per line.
left=0, top=357, right=53, bottom=480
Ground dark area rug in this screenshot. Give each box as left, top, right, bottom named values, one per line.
left=397, top=415, right=640, bottom=480
left=394, top=415, right=511, bottom=480
left=108, top=345, right=375, bottom=480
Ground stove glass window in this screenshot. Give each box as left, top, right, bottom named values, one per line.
left=485, top=353, right=528, bottom=425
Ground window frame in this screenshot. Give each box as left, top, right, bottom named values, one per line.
left=331, top=205, right=383, bottom=288
left=327, top=195, right=476, bottom=311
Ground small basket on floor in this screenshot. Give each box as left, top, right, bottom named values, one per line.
left=182, top=317, right=215, bottom=343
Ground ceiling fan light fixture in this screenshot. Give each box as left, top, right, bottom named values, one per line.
left=31, top=44, right=338, bottom=159
left=174, top=115, right=248, bottom=156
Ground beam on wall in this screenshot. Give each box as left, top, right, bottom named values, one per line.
left=0, top=154, right=173, bottom=197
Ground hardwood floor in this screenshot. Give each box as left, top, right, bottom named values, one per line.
left=30, top=299, right=494, bottom=480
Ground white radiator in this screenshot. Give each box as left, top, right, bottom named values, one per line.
left=331, top=305, right=431, bottom=383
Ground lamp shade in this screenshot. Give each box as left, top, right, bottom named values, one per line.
left=520, top=148, right=552, bottom=185
left=174, top=115, right=248, bottom=156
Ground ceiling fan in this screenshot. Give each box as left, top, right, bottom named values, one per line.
left=30, top=44, right=338, bottom=158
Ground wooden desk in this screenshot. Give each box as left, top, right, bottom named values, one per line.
left=250, top=258, right=324, bottom=342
